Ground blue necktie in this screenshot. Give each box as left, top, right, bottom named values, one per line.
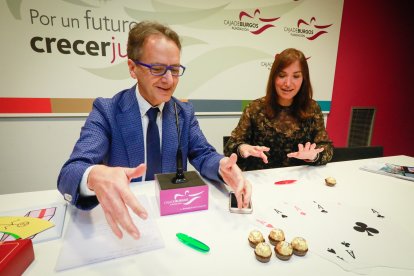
left=145, top=107, right=161, bottom=181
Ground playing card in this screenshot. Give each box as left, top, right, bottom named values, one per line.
left=303, top=199, right=343, bottom=217
left=311, top=230, right=373, bottom=273
left=272, top=201, right=312, bottom=227
left=312, top=202, right=414, bottom=271
left=263, top=200, right=312, bottom=240
left=273, top=199, right=342, bottom=239
left=270, top=199, right=414, bottom=272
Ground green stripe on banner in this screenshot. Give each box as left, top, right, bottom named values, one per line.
left=189, top=100, right=331, bottom=112
left=241, top=100, right=252, bottom=111
left=189, top=100, right=242, bottom=112
left=317, top=101, right=331, bottom=112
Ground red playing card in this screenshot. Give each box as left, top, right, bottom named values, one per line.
left=274, top=180, right=297, bottom=185
left=0, top=239, right=34, bottom=276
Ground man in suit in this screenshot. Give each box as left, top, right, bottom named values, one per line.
left=57, top=21, right=252, bottom=240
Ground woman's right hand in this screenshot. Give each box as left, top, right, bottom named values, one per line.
left=238, top=144, right=270, bottom=163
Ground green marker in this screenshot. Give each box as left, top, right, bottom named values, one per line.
left=176, top=233, right=210, bottom=253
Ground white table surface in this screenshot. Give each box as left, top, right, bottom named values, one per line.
left=1, top=155, right=414, bottom=276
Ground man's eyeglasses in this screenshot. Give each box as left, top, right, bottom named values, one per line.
left=134, top=61, right=186, bottom=77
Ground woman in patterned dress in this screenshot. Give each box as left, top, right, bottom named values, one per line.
left=224, top=48, right=333, bottom=171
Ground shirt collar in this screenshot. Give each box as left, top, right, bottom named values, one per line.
left=135, top=85, right=165, bottom=118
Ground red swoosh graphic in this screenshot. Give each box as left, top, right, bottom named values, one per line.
left=259, top=17, right=279, bottom=22
left=239, top=11, right=253, bottom=20
left=307, top=31, right=327, bottom=40
left=298, top=17, right=332, bottom=30
left=297, top=19, right=309, bottom=27
left=239, top=8, right=261, bottom=20
left=250, top=24, right=274, bottom=35
left=314, top=24, right=333, bottom=29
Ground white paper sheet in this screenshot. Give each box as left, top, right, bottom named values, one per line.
left=0, top=202, right=66, bottom=243
left=55, top=195, right=164, bottom=271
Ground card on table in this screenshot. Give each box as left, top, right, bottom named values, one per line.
left=271, top=199, right=343, bottom=230
left=306, top=202, right=414, bottom=272
left=268, top=198, right=414, bottom=272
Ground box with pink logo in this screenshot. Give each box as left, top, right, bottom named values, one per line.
left=155, top=171, right=209, bottom=216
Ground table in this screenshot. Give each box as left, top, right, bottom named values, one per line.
left=1, top=155, right=413, bottom=276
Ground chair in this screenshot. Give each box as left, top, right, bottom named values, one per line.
left=223, top=136, right=384, bottom=162
left=223, top=136, right=230, bottom=149
left=331, top=146, right=384, bottom=162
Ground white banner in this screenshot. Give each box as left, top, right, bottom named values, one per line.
left=0, top=0, right=343, bottom=113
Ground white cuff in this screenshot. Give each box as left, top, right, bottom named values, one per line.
left=79, top=165, right=96, bottom=197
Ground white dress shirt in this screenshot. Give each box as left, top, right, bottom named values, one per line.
left=79, top=85, right=164, bottom=196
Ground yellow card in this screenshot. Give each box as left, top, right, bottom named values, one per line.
left=0, top=216, right=54, bottom=239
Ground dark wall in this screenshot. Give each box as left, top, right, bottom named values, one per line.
left=326, top=0, right=414, bottom=157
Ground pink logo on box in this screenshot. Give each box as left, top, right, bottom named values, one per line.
left=158, top=185, right=208, bottom=216
left=173, top=190, right=204, bottom=205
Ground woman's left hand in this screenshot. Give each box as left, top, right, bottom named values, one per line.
left=287, top=142, right=324, bottom=162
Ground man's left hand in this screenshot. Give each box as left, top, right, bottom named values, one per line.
left=219, top=153, right=252, bottom=208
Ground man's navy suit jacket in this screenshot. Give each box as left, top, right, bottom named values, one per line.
left=57, top=86, right=223, bottom=210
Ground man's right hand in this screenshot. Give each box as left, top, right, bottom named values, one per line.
left=87, top=164, right=148, bottom=239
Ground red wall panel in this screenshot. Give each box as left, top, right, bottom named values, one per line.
left=327, top=0, right=414, bottom=156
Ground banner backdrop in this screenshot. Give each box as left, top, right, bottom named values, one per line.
left=0, top=0, right=343, bottom=115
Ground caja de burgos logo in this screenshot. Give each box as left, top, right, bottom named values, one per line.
left=224, top=8, right=280, bottom=35
left=261, top=53, right=312, bottom=70
left=163, top=190, right=204, bottom=206
left=284, top=17, right=332, bottom=40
